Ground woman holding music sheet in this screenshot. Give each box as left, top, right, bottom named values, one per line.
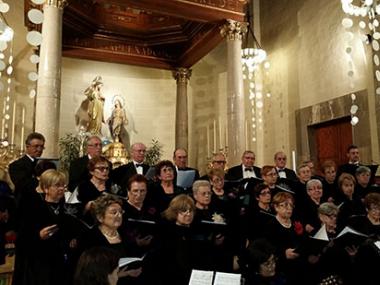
left=336, top=173, right=365, bottom=228
left=13, top=170, right=79, bottom=285
left=352, top=193, right=380, bottom=285
left=119, top=174, right=158, bottom=284
left=77, top=195, right=142, bottom=285
left=121, top=175, right=157, bottom=255
left=155, top=194, right=197, bottom=285
left=192, top=180, right=233, bottom=272
left=146, top=160, right=185, bottom=214
left=263, top=192, right=306, bottom=285
left=297, top=179, right=324, bottom=236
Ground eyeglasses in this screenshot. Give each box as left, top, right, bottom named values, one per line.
left=88, top=143, right=102, bottom=148
left=212, top=177, right=224, bottom=183
left=94, top=166, right=110, bottom=172
left=178, top=209, right=193, bottom=215
left=106, top=209, right=125, bottom=216
left=369, top=206, right=380, bottom=212
left=198, top=191, right=212, bottom=197
left=276, top=157, right=286, bottom=161
left=259, top=190, right=271, bottom=196
left=53, top=184, right=67, bottom=189
left=278, top=202, right=294, bottom=209
left=265, top=172, right=278, bottom=177
left=213, top=160, right=226, bottom=164
left=27, top=144, right=45, bottom=150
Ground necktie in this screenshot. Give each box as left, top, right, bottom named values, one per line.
left=135, top=164, right=143, bottom=168
left=278, top=169, right=285, bottom=172
left=245, top=167, right=253, bottom=172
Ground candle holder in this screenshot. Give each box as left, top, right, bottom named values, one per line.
left=0, top=140, right=21, bottom=168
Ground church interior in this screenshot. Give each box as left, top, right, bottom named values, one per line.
left=0, top=0, right=379, bottom=174
left=0, top=1, right=380, bottom=284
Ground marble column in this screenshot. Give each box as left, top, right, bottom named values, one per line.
left=35, top=0, right=67, bottom=158
left=220, top=20, right=247, bottom=165
left=173, top=68, right=192, bottom=150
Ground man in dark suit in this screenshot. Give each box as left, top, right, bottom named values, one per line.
left=274, top=151, right=297, bottom=181
left=199, top=152, right=227, bottom=180
left=173, top=148, right=200, bottom=188
left=68, top=135, right=102, bottom=192
left=226, top=150, right=261, bottom=180
left=111, top=142, right=150, bottom=191
left=338, top=144, right=361, bottom=177
left=9, top=132, right=45, bottom=200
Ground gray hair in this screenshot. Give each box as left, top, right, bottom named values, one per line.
left=355, top=165, right=371, bottom=176
left=306, top=179, right=322, bottom=190
left=192, top=180, right=211, bottom=195
left=318, top=202, right=339, bottom=216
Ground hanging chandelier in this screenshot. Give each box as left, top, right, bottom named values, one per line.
left=241, top=26, right=267, bottom=74
left=341, top=0, right=380, bottom=17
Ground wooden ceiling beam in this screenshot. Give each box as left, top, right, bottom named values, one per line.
left=97, top=0, right=246, bottom=22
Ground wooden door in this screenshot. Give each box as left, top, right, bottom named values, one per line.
left=311, top=117, right=352, bottom=173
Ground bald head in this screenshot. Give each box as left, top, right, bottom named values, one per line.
left=131, top=143, right=146, bottom=163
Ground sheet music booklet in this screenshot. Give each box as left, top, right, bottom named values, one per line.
left=188, top=270, right=241, bottom=285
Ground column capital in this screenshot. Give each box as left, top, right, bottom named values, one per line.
left=46, top=0, right=68, bottom=9
left=173, top=68, right=192, bottom=84
left=220, top=19, right=248, bottom=41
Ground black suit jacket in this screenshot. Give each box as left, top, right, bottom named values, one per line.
left=9, top=155, right=38, bottom=200
left=111, top=162, right=150, bottom=191
left=276, top=167, right=298, bottom=181
left=68, top=156, right=90, bottom=192
left=226, top=164, right=261, bottom=181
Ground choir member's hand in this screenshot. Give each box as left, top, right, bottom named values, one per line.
left=308, top=254, right=320, bottom=264
left=118, top=266, right=142, bottom=278
left=136, top=235, right=153, bottom=247
left=69, top=238, right=77, bottom=248
left=345, top=245, right=358, bottom=257
left=285, top=248, right=299, bottom=259
left=39, top=224, right=59, bottom=240
left=305, top=224, right=315, bottom=233
left=214, top=234, right=225, bottom=246
left=84, top=201, right=94, bottom=212
left=327, top=197, right=334, bottom=203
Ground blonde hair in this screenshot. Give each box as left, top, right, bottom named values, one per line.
left=163, top=194, right=195, bottom=221
left=39, top=169, right=67, bottom=190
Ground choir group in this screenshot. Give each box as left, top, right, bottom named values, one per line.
left=2, top=132, right=380, bottom=285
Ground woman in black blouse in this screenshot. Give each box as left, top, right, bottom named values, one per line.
left=13, top=169, right=79, bottom=285
left=264, top=192, right=306, bottom=285
left=146, top=160, right=185, bottom=214
left=78, top=195, right=142, bottom=284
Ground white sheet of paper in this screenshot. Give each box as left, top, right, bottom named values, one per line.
left=188, top=270, right=214, bottom=285
left=177, top=170, right=195, bottom=189
left=213, top=272, right=241, bottom=285
left=118, top=257, right=143, bottom=268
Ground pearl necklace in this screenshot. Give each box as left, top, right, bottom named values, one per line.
left=101, top=229, right=120, bottom=240
left=276, top=216, right=291, bottom=228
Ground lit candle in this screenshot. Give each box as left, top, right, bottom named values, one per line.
left=225, top=123, right=228, bottom=148
left=292, top=150, right=296, bottom=171
left=20, top=107, right=25, bottom=150
left=11, top=101, right=16, bottom=145
left=206, top=125, right=210, bottom=158
left=218, top=116, right=223, bottom=150
left=245, top=120, right=248, bottom=150
left=213, top=119, right=217, bottom=153
left=1, top=118, right=4, bottom=139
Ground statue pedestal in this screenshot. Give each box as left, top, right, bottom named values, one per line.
left=103, top=142, right=129, bottom=168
